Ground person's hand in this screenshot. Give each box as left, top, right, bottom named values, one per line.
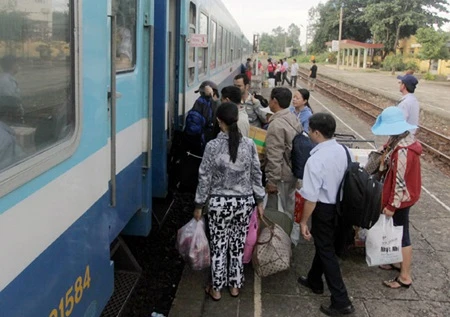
left=204, top=85, right=213, bottom=97
left=193, top=208, right=203, bottom=221
left=300, top=222, right=311, bottom=241
left=265, top=182, right=278, bottom=194
left=383, top=207, right=394, bottom=218
left=257, top=202, right=264, bottom=218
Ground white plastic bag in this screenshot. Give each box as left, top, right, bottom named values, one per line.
left=177, top=217, right=210, bottom=270
left=290, top=222, right=300, bottom=246
left=365, top=214, right=403, bottom=266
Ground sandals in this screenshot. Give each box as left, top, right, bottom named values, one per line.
left=229, top=287, right=239, bottom=297
left=379, top=264, right=401, bottom=272
left=383, top=276, right=412, bottom=289
left=205, top=285, right=221, bottom=301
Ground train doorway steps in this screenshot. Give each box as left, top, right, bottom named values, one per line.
left=101, top=237, right=142, bottom=317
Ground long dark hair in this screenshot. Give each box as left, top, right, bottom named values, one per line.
left=298, top=88, right=313, bottom=113
left=216, top=102, right=241, bottom=163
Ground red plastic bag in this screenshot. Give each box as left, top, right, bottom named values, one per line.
left=177, top=217, right=210, bottom=270
left=243, top=208, right=259, bottom=264
left=294, top=190, right=305, bottom=223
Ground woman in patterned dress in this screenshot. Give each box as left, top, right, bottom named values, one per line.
left=193, top=102, right=265, bottom=300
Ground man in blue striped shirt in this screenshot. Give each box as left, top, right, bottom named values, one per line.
left=297, top=113, right=355, bottom=316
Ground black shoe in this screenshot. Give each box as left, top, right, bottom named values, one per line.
left=320, top=304, right=355, bottom=316
left=297, top=276, right=324, bottom=294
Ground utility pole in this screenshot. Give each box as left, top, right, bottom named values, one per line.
left=337, top=4, right=343, bottom=70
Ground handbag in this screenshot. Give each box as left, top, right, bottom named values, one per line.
left=252, top=216, right=292, bottom=277
left=364, top=150, right=383, bottom=175
left=243, top=208, right=259, bottom=264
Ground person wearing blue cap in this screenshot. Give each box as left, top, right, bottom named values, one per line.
left=396, top=74, right=419, bottom=134
left=371, top=106, right=422, bottom=290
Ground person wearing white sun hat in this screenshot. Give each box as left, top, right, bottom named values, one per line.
left=371, top=106, right=422, bottom=291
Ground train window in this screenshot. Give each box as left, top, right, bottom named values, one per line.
left=198, top=12, right=208, bottom=77
left=0, top=0, right=75, bottom=179
left=223, top=29, right=227, bottom=64
left=113, top=0, right=136, bottom=72
left=187, top=2, right=196, bottom=85
left=229, top=33, right=233, bottom=63
left=210, top=20, right=216, bottom=70
left=217, top=25, right=222, bottom=67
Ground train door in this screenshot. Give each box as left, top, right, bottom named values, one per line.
left=107, top=0, right=152, bottom=239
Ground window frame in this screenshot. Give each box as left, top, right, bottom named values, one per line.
left=115, top=0, right=138, bottom=73
left=187, top=1, right=197, bottom=86
left=197, top=11, right=208, bottom=78
left=0, top=0, right=81, bottom=198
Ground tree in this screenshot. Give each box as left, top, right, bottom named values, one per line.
left=361, top=0, right=449, bottom=56
left=415, top=27, right=450, bottom=71
left=287, top=23, right=301, bottom=48
left=309, top=0, right=371, bottom=53
left=259, top=32, right=276, bottom=55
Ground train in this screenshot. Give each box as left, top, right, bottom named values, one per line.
left=0, top=0, right=250, bottom=316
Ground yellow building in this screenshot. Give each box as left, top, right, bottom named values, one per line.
left=397, top=35, right=450, bottom=76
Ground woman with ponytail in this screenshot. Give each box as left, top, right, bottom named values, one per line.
left=193, top=102, right=265, bottom=300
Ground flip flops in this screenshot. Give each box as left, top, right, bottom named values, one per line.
left=229, top=287, right=239, bottom=297
left=205, top=285, right=221, bottom=301
left=379, top=264, right=401, bottom=272
left=383, top=276, right=412, bottom=289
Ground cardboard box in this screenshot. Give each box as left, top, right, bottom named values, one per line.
left=249, top=126, right=267, bottom=155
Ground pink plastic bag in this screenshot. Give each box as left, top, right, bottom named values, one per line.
left=177, top=217, right=211, bottom=270
left=243, top=208, right=259, bottom=264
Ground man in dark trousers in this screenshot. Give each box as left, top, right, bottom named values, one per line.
left=308, top=60, right=317, bottom=91
left=297, top=112, right=355, bottom=316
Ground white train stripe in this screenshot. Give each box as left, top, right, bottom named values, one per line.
left=0, top=119, right=146, bottom=291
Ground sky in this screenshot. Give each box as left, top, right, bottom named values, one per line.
left=221, top=0, right=450, bottom=45
left=221, top=0, right=322, bottom=45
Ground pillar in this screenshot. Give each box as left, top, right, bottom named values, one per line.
left=357, top=48, right=361, bottom=68
left=351, top=48, right=355, bottom=67
left=363, top=49, right=368, bottom=69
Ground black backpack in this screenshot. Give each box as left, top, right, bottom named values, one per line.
left=336, top=145, right=382, bottom=229
left=291, top=131, right=315, bottom=179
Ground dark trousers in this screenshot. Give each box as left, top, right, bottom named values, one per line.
left=282, top=72, right=291, bottom=85
left=291, top=75, right=297, bottom=87
left=307, top=202, right=351, bottom=309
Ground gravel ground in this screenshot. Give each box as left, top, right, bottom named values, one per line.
left=121, top=192, right=195, bottom=317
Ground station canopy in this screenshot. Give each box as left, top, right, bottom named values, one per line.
left=325, top=39, right=384, bottom=50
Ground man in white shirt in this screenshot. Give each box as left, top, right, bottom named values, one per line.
left=297, top=112, right=354, bottom=316
left=290, top=59, right=299, bottom=88
left=396, top=74, right=419, bottom=134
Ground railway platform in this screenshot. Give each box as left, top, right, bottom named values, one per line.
left=299, top=64, right=450, bottom=123
left=168, top=76, right=450, bottom=317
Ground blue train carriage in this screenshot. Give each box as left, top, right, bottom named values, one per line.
left=0, top=0, right=152, bottom=315
left=0, top=0, right=249, bottom=316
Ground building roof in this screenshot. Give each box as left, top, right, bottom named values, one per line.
left=325, top=39, right=384, bottom=49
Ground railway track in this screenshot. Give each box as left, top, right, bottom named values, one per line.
left=297, top=71, right=450, bottom=166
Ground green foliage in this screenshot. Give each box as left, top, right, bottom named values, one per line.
left=381, top=55, right=406, bottom=71
left=404, top=60, right=419, bottom=71
left=416, top=27, right=450, bottom=70
left=423, top=72, right=436, bottom=80
left=360, top=0, right=449, bottom=55
left=309, top=0, right=373, bottom=54
left=258, top=23, right=304, bottom=55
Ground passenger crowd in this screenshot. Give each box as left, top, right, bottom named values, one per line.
left=175, top=62, right=422, bottom=316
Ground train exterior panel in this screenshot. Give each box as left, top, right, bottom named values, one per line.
left=0, top=0, right=250, bottom=315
